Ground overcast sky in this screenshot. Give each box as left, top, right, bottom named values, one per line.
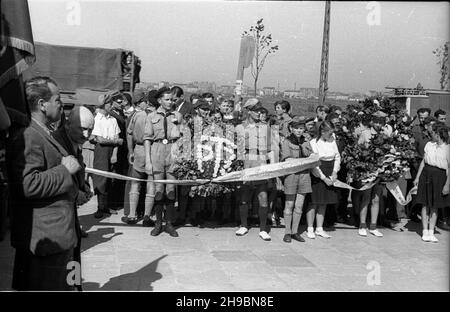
left=28, top=0, right=449, bottom=93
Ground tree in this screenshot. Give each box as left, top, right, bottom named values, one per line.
left=432, top=41, right=449, bottom=90
left=242, top=19, right=279, bottom=96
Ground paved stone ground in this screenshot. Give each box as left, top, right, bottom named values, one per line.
left=1, top=196, right=449, bottom=291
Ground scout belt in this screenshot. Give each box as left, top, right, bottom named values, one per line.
left=152, top=138, right=176, bottom=144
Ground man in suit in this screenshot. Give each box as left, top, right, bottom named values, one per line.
left=171, top=86, right=193, bottom=116
left=6, top=76, right=82, bottom=290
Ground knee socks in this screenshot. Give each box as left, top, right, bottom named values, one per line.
left=292, top=209, right=302, bottom=234
left=284, top=211, right=293, bottom=235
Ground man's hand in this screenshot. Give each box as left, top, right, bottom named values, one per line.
left=413, top=179, right=419, bottom=187
left=323, top=177, right=333, bottom=186
left=76, top=190, right=93, bottom=206
left=111, top=154, right=117, bottom=164
left=145, top=162, right=153, bottom=176
left=115, top=138, right=123, bottom=146
left=443, top=183, right=449, bottom=196
left=331, top=171, right=338, bottom=182
left=61, top=155, right=81, bottom=175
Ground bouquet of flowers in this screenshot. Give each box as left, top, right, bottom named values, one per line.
left=341, top=97, right=416, bottom=184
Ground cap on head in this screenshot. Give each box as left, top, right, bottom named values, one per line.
left=243, top=98, right=260, bottom=110
left=194, top=99, right=211, bottom=111
left=372, top=110, right=387, bottom=118
left=99, top=90, right=122, bottom=106
left=289, top=116, right=307, bottom=128
left=67, top=106, right=94, bottom=129
left=133, top=89, right=147, bottom=104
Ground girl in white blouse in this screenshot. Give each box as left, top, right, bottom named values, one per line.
left=306, top=121, right=341, bottom=239
left=414, top=122, right=450, bottom=242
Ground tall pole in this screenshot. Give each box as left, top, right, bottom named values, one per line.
left=318, top=1, right=331, bottom=107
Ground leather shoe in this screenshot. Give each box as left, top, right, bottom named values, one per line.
left=150, top=222, right=163, bottom=236
left=291, top=233, right=305, bottom=242
left=121, top=216, right=138, bottom=225
left=283, top=234, right=292, bottom=243
left=143, top=216, right=155, bottom=227
left=165, top=223, right=179, bottom=237
left=437, top=220, right=450, bottom=231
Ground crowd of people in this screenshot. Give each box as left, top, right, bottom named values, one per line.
left=3, top=76, right=449, bottom=290
left=77, top=82, right=449, bottom=243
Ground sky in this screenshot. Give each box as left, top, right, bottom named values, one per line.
left=28, top=0, right=449, bottom=93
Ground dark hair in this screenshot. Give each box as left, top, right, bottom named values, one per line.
left=171, top=86, right=184, bottom=97
left=432, top=122, right=449, bottom=143
left=274, top=100, right=291, bottom=113
left=122, top=92, right=132, bottom=104
left=202, top=93, right=214, bottom=99
left=25, top=76, right=58, bottom=111
left=316, top=105, right=329, bottom=114
left=434, top=109, right=446, bottom=118
left=221, top=99, right=234, bottom=107
left=315, top=120, right=335, bottom=142
left=156, top=87, right=172, bottom=100
left=326, top=112, right=340, bottom=121
left=417, top=107, right=431, bottom=116
left=329, top=105, right=342, bottom=113
left=257, top=107, right=269, bottom=115
left=190, top=93, right=201, bottom=103
left=361, top=116, right=372, bottom=128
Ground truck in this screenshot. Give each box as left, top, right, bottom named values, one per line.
left=23, top=41, right=141, bottom=108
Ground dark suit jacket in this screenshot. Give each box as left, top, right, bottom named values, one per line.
left=177, top=100, right=194, bottom=116
left=6, top=120, right=78, bottom=256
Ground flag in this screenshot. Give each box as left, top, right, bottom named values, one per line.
left=0, top=0, right=35, bottom=88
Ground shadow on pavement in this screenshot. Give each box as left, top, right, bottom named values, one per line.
left=82, top=255, right=167, bottom=291
left=80, top=227, right=123, bottom=253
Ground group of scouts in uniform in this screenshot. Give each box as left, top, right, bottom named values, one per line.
left=87, top=86, right=449, bottom=243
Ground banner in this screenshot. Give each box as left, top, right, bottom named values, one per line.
left=86, top=155, right=320, bottom=185
left=331, top=179, right=417, bottom=206
left=0, top=0, right=35, bottom=88
left=85, top=154, right=417, bottom=206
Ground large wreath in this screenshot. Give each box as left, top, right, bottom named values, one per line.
left=341, top=98, right=416, bottom=184
left=172, top=116, right=244, bottom=197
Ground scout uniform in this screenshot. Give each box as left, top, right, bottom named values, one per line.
left=234, top=104, right=277, bottom=241
left=143, top=106, right=183, bottom=236
left=124, top=107, right=156, bottom=225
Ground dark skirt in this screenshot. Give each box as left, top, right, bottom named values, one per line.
left=311, top=160, right=339, bottom=205
left=416, top=164, right=449, bottom=209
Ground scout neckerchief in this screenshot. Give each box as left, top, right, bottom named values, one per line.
left=157, top=110, right=174, bottom=143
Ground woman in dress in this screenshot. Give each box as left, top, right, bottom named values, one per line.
left=307, top=121, right=341, bottom=239
left=414, top=122, right=450, bottom=242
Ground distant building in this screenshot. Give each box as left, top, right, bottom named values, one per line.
left=387, top=86, right=450, bottom=126
left=195, top=81, right=216, bottom=93
left=262, top=87, right=275, bottom=96
left=186, top=84, right=199, bottom=93
left=283, top=90, right=302, bottom=98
